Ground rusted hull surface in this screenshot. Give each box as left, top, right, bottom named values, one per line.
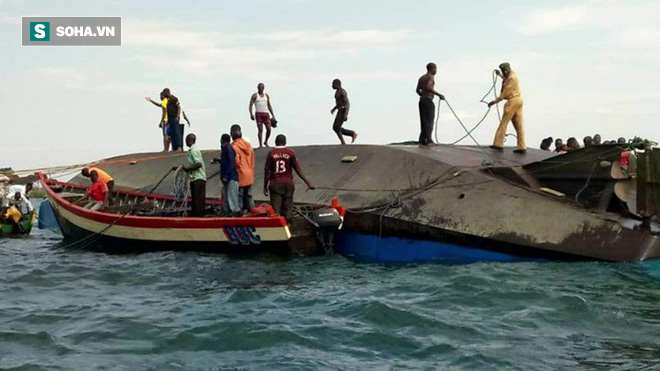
left=70, top=144, right=660, bottom=262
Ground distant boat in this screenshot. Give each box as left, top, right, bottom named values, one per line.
left=38, top=173, right=343, bottom=254
left=0, top=213, right=34, bottom=237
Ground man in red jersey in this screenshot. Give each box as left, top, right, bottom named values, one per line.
left=264, top=134, right=315, bottom=221
left=75, top=171, right=108, bottom=211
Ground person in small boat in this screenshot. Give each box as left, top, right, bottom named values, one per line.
left=75, top=171, right=108, bottom=211
left=12, top=191, right=33, bottom=215
left=617, top=137, right=627, bottom=145
left=249, top=83, right=277, bottom=148
left=331, top=79, right=358, bottom=145
left=2, top=205, right=24, bottom=233
left=489, top=62, right=526, bottom=154
left=231, top=125, right=256, bottom=214
left=583, top=136, right=593, bottom=147
left=7, top=182, right=33, bottom=200
left=145, top=90, right=171, bottom=151
left=416, top=62, right=444, bottom=146
left=264, top=134, right=315, bottom=221
left=82, top=167, right=114, bottom=205
left=554, top=138, right=564, bottom=152
left=212, top=134, right=240, bottom=216
left=173, top=133, right=207, bottom=217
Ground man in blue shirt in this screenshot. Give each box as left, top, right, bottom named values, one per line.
left=213, top=134, right=240, bottom=216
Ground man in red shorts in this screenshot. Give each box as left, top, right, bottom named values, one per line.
left=249, top=82, right=277, bottom=148
left=264, top=134, right=315, bottom=221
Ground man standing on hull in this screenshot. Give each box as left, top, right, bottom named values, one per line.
left=416, top=62, right=445, bottom=146
left=488, top=62, right=526, bottom=154
left=331, top=79, right=358, bottom=145
left=249, top=83, right=277, bottom=148
left=145, top=91, right=171, bottom=151
left=162, top=88, right=191, bottom=152
left=264, top=134, right=315, bottom=221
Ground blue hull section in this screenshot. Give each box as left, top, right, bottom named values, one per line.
left=335, top=232, right=541, bottom=264
left=38, top=201, right=60, bottom=232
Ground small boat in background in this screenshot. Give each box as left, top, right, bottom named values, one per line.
left=0, top=213, right=35, bottom=237
left=38, top=173, right=344, bottom=255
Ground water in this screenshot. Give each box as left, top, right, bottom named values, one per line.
left=2, top=224, right=660, bottom=369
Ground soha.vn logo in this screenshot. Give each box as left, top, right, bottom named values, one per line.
left=29, top=22, right=50, bottom=41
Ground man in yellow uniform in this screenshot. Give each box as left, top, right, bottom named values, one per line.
left=488, top=62, right=526, bottom=154
left=3, top=205, right=24, bottom=233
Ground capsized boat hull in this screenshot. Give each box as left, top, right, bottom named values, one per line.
left=66, top=144, right=660, bottom=262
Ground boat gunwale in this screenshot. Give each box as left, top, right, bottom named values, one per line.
left=37, top=173, right=288, bottom=229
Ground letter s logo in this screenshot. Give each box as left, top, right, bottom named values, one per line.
left=34, top=24, right=45, bottom=39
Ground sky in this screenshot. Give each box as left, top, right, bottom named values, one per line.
left=2, top=0, right=660, bottom=170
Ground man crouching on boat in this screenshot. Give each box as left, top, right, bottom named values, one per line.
left=82, top=167, right=114, bottom=205
left=75, top=171, right=109, bottom=211
left=173, top=133, right=207, bottom=217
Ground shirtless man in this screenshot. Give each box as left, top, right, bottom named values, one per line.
left=330, top=79, right=358, bottom=145
left=416, top=62, right=445, bottom=146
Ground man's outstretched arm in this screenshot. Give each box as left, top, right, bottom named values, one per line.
left=145, top=97, right=161, bottom=107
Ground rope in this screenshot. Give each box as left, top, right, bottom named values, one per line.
left=575, top=161, right=598, bottom=206
left=57, top=168, right=174, bottom=250
left=172, top=167, right=191, bottom=216
left=442, top=99, right=496, bottom=165
left=450, top=71, right=501, bottom=145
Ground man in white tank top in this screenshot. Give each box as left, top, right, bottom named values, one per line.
left=249, top=83, right=276, bottom=148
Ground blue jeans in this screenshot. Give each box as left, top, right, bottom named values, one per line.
left=167, top=120, right=181, bottom=150
left=222, top=180, right=240, bottom=216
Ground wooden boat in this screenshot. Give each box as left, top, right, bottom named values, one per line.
left=0, top=212, right=34, bottom=237
left=38, top=173, right=343, bottom=254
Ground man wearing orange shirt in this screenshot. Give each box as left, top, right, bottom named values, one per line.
left=82, top=167, right=114, bottom=204
left=75, top=171, right=109, bottom=211
left=230, top=124, right=255, bottom=214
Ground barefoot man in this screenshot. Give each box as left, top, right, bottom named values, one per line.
left=416, top=62, right=445, bottom=146
left=331, top=79, right=358, bottom=145
left=249, top=83, right=277, bottom=148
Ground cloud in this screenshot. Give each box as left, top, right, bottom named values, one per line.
left=252, top=29, right=417, bottom=50
left=518, top=5, right=589, bottom=35
left=0, top=14, right=20, bottom=26
left=122, top=19, right=426, bottom=77
left=609, top=25, right=660, bottom=48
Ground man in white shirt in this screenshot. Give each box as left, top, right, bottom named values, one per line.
left=11, top=191, right=33, bottom=214
left=249, top=83, right=277, bottom=148
left=7, top=182, right=32, bottom=199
